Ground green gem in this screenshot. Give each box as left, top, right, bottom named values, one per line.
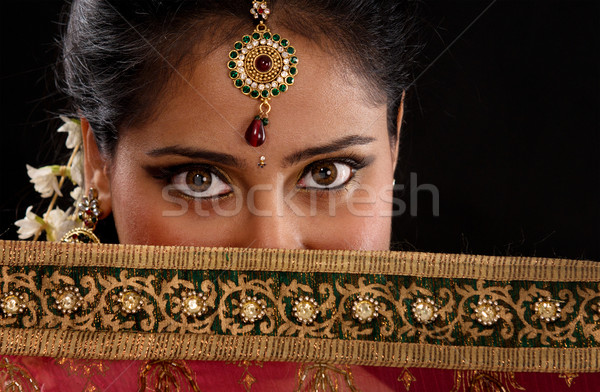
left=252, top=32, right=260, bottom=40
left=271, top=88, right=280, bottom=96
left=228, top=61, right=236, bottom=69
left=279, top=84, right=287, bottom=92
left=281, top=39, right=289, bottom=47
left=263, top=32, right=271, bottom=39
left=229, top=51, right=238, bottom=59
left=261, top=90, right=269, bottom=98
left=235, top=79, right=243, bottom=87
left=251, top=90, right=259, bottom=98
left=242, top=35, right=251, bottom=43
left=290, top=67, right=297, bottom=75
left=261, top=118, right=269, bottom=126
left=291, top=56, right=298, bottom=64
left=286, top=76, right=294, bottom=84
left=234, top=42, right=243, bottom=50
left=230, top=71, right=239, bottom=78
left=272, top=34, right=280, bottom=41
left=287, top=47, right=295, bottom=54
left=242, top=86, right=251, bottom=94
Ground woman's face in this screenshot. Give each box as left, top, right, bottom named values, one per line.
left=85, top=32, right=400, bottom=250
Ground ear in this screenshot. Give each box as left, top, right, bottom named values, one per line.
left=81, top=118, right=112, bottom=218
left=391, top=91, right=405, bottom=173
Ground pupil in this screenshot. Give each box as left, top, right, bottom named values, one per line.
left=318, top=167, right=332, bottom=179
left=311, top=163, right=337, bottom=185
left=186, top=170, right=211, bottom=192
left=193, top=174, right=205, bottom=185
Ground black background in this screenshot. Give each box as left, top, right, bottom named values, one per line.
left=1, top=1, right=598, bottom=260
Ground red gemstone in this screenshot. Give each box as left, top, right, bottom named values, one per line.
left=245, top=118, right=266, bottom=147
left=255, top=55, right=272, bottom=73
left=258, top=8, right=264, bottom=13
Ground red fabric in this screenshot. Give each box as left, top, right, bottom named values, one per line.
left=1, top=356, right=598, bottom=391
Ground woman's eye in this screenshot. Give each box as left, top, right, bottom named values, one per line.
left=297, top=161, right=355, bottom=189
left=171, top=168, right=232, bottom=198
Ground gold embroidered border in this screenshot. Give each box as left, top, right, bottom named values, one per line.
left=1, top=240, right=598, bottom=282
left=0, top=328, right=597, bottom=373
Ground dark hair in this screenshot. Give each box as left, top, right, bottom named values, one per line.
left=61, top=0, right=418, bottom=156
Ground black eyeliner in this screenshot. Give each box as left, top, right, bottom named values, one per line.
left=144, top=163, right=228, bottom=182
left=297, top=153, right=374, bottom=183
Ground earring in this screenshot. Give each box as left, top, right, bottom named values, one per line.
left=61, top=188, right=101, bottom=243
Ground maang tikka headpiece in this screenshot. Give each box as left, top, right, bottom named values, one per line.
left=228, top=0, right=298, bottom=147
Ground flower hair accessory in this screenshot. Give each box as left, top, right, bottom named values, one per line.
left=228, top=0, right=298, bottom=147
left=15, top=117, right=91, bottom=242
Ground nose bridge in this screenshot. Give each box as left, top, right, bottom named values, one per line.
left=244, top=180, right=304, bottom=249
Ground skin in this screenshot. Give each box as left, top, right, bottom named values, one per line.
left=83, top=29, right=403, bottom=250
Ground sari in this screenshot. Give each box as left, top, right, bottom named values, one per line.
left=1, top=240, right=598, bottom=391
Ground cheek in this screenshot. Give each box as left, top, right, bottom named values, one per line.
left=308, top=195, right=392, bottom=251
left=108, top=155, right=193, bottom=245
left=305, top=215, right=391, bottom=250
left=109, top=162, right=158, bottom=244
left=299, top=173, right=395, bottom=251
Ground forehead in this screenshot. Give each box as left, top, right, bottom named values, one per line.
left=123, top=30, right=388, bottom=160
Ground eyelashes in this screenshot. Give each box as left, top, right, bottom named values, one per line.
left=297, top=156, right=370, bottom=191
left=170, top=168, right=232, bottom=199
left=147, top=164, right=234, bottom=200
left=147, top=154, right=372, bottom=200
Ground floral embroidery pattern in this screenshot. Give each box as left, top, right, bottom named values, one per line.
left=0, top=265, right=598, bottom=349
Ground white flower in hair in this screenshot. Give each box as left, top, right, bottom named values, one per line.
left=46, top=207, right=78, bottom=241
left=57, top=116, right=82, bottom=149
left=18, top=118, right=86, bottom=242
left=70, top=151, right=84, bottom=186
left=15, top=206, right=44, bottom=239
left=70, top=186, right=83, bottom=202
left=26, top=165, right=63, bottom=198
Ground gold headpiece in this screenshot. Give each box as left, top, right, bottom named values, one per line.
left=228, top=1, right=298, bottom=147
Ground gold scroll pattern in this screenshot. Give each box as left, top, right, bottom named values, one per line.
left=1, top=267, right=599, bottom=347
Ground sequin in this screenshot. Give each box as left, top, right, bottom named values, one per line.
left=412, top=298, right=438, bottom=324
left=293, top=296, right=319, bottom=324
left=55, top=286, right=84, bottom=314
left=240, top=296, right=266, bottom=323
left=352, top=296, right=379, bottom=323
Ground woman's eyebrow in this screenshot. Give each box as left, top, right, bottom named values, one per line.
left=282, top=135, right=376, bottom=167
left=146, top=145, right=246, bottom=168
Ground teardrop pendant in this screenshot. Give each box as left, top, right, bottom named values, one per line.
left=245, top=117, right=266, bottom=147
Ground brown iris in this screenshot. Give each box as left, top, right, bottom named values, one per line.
left=311, top=163, right=337, bottom=186
left=186, top=169, right=212, bottom=193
